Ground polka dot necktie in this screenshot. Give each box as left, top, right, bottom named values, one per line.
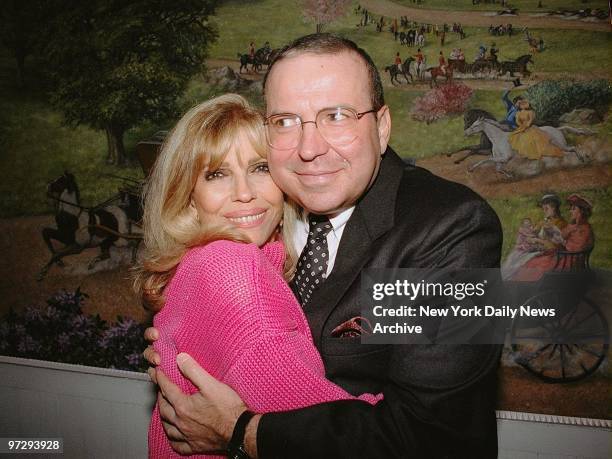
left=294, top=215, right=332, bottom=307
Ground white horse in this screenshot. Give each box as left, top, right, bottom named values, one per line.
left=463, top=118, right=592, bottom=176
left=416, top=33, right=425, bottom=47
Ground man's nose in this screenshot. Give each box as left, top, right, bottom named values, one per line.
left=298, top=122, right=329, bottom=161
left=232, top=174, right=256, bottom=202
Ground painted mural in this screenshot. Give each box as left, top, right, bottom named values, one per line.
left=0, top=0, right=610, bottom=420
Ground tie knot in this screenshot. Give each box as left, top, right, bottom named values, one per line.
left=308, top=215, right=332, bottom=240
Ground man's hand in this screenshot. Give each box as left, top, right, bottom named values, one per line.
left=157, top=353, right=249, bottom=455
left=143, top=327, right=161, bottom=383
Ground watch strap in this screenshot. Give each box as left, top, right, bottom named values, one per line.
left=227, top=410, right=256, bottom=459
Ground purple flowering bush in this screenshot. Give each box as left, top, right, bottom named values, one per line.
left=0, top=289, right=147, bottom=372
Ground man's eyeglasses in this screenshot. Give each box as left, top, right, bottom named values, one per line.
left=264, top=107, right=378, bottom=150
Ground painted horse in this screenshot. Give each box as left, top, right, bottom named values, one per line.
left=39, top=172, right=141, bottom=280
left=384, top=57, right=415, bottom=85
left=424, top=61, right=453, bottom=87
left=463, top=118, right=591, bottom=176
left=499, top=54, right=534, bottom=77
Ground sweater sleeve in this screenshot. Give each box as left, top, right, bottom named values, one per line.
left=159, top=239, right=381, bottom=407
left=150, top=241, right=380, bottom=458
left=193, top=241, right=381, bottom=409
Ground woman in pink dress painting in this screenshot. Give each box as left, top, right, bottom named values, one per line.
left=512, top=194, right=594, bottom=282
left=135, top=94, right=381, bottom=459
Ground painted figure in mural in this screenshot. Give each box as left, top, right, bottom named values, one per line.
left=509, top=99, right=565, bottom=160
left=414, top=47, right=425, bottom=78
left=501, top=193, right=568, bottom=280
left=438, top=50, right=447, bottom=75
left=512, top=194, right=594, bottom=282
left=144, top=34, right=502, bottom=458
left=140, top=94, right=383, bottom=459
left=476, top=43, right=487, bottom=61
left=395, top=51, right=402, bottom=71
left=501, top=87, right=523, bottom=130
left=489, top=42, right=499, bottom=61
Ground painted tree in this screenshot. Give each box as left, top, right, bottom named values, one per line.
left=41, top=0, right=218, bottom=165
left=0, top=0, right=47, bottom=87
left=302, top=0, right=351, bottom=33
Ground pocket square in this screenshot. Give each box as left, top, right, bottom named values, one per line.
left=331, top=316, right=373, bottom=338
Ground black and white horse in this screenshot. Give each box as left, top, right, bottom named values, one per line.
left=39, top=172, right=141, bottom=280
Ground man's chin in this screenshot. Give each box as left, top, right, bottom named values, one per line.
left=299, top=197, right=347, bottom=216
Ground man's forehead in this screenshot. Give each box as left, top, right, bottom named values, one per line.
left=265, top=51, right=369, bottom=110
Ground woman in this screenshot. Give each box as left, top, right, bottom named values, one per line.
left=512, top=194, right=594, bottom=282
left=136, top=94, right=381, bottom=458
left=509, top=99, right=564, bottom=160
left=501, top=193, right=567, bottom=280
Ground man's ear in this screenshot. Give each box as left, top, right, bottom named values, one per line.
left=376, top=105, right=391, bottom=155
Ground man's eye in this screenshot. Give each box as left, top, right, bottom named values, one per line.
left=324, top=111, right=350, bottom=122
left=272, top=117, right=299, bottom=128
left=205, top=170, right=225, bottom=181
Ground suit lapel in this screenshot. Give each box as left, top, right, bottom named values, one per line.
left=304, top=148, right=407, bottom=347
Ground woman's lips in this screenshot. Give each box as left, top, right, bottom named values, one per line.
left=225, top=209, right=267, bottom=228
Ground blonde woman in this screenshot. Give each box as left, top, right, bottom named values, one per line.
left=509, top=99, right=564, bottom=160
left=136, top=94, right=381, bottom=459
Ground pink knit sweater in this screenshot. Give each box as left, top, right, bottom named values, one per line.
left=148, top=240, right=381, bottom=458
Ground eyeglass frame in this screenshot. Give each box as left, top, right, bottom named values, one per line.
left=263, top=106, right=379, bottom=150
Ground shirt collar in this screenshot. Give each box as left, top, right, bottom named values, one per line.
left=302, top=207, right=355, bottom=237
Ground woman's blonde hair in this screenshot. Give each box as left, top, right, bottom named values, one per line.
left=134, top=94, right=297, bottom=311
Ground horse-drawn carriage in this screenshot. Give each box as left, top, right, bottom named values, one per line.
left=448, top=54, right=532, bottom=79
left=508, top=249, right=609, bottom=383
left=39, top=132, right=165, bottom=280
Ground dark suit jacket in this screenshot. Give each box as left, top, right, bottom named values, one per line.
left=258, top=148, right=503, bottom=459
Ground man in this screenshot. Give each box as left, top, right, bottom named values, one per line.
left=489, top=42, right=499, bottom=62
left=438, top=50, right=447, bottom=75
left=249, top=41, right=255, bottom=59
left=414, top=48, right=425, bottom=79
left=145, top=34, right=502, bottom=458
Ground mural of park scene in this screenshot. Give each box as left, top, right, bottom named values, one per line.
left=0, top=0, right=610, bottom=421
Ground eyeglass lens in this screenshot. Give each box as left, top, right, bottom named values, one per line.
left=266, top=108, right=366, bottom=149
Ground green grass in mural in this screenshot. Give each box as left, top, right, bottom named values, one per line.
left=0, top=49, right=147, bottom=217
left=1, top=0, right=610, bottom=219
left=392, top=0, right=609, bottom=13
left=208, top=1, right=612, bottom=74
left=386, top=88, right=511, bottom=158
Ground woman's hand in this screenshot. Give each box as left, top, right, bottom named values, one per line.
left=143, top=327, right=161, bottom=383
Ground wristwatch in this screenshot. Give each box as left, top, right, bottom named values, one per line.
left=227, top=410, right=256, bottom=459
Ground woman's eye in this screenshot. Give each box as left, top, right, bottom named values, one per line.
left=205, top=170, right=225, bottom=181
left=253, top=163, right=270, bottom=173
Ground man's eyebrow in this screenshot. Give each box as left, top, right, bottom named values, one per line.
left=267, top=105, right=359, bottom=116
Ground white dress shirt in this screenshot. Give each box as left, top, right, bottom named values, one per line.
left=292, top=207, right=355, bottom=277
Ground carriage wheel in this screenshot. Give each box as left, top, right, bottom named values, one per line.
left=510, top=290, right=609, bottom=383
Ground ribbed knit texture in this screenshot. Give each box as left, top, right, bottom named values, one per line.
left=148, top=240, right=382, bottom=458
